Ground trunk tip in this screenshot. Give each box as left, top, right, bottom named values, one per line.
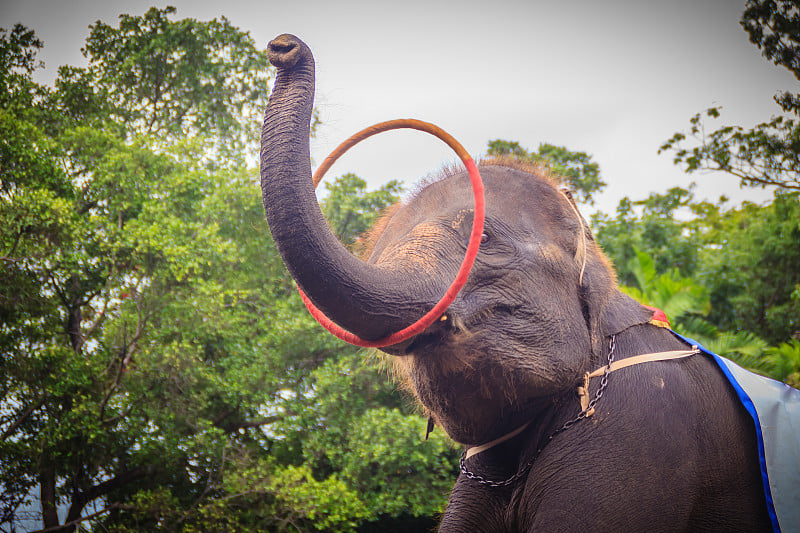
left=267, top=34, right=307, bottom=69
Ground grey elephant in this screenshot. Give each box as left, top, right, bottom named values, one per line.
left=259, top=34, right=784, bottom=532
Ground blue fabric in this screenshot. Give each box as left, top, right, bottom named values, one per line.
left=670, top=331, right=800, bottom=533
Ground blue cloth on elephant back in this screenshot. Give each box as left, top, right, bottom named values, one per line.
left=671, top=331, right=800, bottom=533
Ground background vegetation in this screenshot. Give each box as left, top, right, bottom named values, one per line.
left=1, top=2, right=798, bottom=531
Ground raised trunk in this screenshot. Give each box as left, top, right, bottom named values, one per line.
left=260, top=35, right=436, bottom=341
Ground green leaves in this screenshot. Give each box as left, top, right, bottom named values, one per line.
left=486, top=139, right=606, bottom=204
left=1, top=13, right=448, bottom=526
left=591, top=186, right=700, bottom=287
left=619, top=245, right=796, bottom=379
left=272, top=352, right=457, bottom=524
left=702, top=331, right=770, bottom=372
left=321, top=173, right=403, bottom=249
left=0, top=24, right=47, bottom=113
left=660, top=108, right=800, bottom=191
left=660, top=2, right=800, bottom=191
left=337, top=408, right=456, bottom=518
left=1, top=12, right=292, bottom=530
left=765, top=340, right=800, bottom=388
left=621, top=248, right=710, bottom=322
left=742, top=0, right=800, bottom=112
left=59, top=6, right=272, bottom=160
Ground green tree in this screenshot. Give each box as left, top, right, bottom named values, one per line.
left=620, top=249, right=772, bottom=374
left=1, top=14, right=300, bottom=531
left=54, top=6, right=272, bottom=160
left=620, top=248, right=710, bottom=323
left=660, top=0, right=800, bottom=190
left=591, top=186, right=700, bottom=286
left=271, top=353, right=457, bottom=530
left=595, top=186, right=799, bottom=346
left=2, top=14, right=453, bottom=530
left=486, top=139, right=606, bottom=204
left=693, top=190, right=800, bottom=345
left=652, top=0, right=800, bottom=379
left=765, top=339, right=800, bottom=388
left=321, top=173, right=403, bottom=249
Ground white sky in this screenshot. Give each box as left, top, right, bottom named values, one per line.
left=3, top=0, right=795, bottom=215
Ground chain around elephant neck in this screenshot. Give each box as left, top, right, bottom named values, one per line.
left=458, top=335, right=617, bottom=488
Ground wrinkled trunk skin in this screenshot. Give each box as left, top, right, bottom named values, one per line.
left=260, top=34, right=435, bottom=341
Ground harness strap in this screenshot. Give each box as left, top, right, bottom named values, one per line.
left=465, top=421, right=531, bottom=459
left=578, top=347, right=700, bottom=412
left=465, top=346, right=700, bottom=459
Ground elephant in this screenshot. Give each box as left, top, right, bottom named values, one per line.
left=259, top=34, right=775, bottom=532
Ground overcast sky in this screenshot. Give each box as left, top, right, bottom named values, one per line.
left=3, top=0, right=795, bottom=215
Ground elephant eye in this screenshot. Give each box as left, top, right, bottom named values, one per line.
left=465, top=232, right=490, bottom=248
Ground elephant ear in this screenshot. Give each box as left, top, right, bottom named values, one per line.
left=579, top=246, right=654, bottom=361
left=562, top=194, right=653, bottom=362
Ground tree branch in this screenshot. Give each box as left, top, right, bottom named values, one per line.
left=169, top=446, right=227, bottom=529
left=29, top=502, right=123, bottom=533
left=1, top=395, right=47, bottom=441
left=59, top=465, right=153, bottom=530
left=215, top=415, right=284, bottom=433
left=99, top=294, right=149, bottom=421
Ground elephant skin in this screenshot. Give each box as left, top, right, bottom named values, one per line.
left=259, top=34, right=773, bottom=532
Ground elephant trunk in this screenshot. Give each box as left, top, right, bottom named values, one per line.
left=260, top=34, right=433, bottom=341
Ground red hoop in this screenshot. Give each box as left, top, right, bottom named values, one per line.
left=299, top=119, right=485, bottom=348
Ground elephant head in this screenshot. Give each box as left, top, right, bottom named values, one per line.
left=261, top=35, right=653, bottom=445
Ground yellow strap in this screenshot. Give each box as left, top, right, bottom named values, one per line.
left=588, top=348, right=700, bottom=379
left=467, top=347, right=700, bottom=459
left=579, top=347, right=700, bottom=412
left=465, top=421, right=531, bottom=459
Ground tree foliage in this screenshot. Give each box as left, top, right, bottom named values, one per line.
left=660, top=106, right=800, bottom=190
left=55, top=6, right=272, bottom=160
left=591, top=186, right=700, bottom=286
left=741, top=0, right=800, bottom=114
left=1, top=12, right=445, bottom=533
left=619, top=249, right=772, bottom=373
left=321, top=173, right=403, bottom=249
left=693, top=190, right=800, bottom=345
left=486, top=139, right=606, bottom=204
left=766, top=339, right=800, bottom=388
left=593, top=177, right=799, bottom=347
left=660, top=0, right=800, bottom=190
left=620, top=248, right=710, bottom=324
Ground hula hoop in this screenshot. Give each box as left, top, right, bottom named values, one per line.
left=299, top=118, right=485, bottom=348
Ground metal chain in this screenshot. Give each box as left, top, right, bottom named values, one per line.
left=459, top=335, right=617, bottom=487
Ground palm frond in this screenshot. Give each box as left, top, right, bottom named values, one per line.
left=765, top=339, right=800, bottom=384
left=704, top=331, right=770, bottom=372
